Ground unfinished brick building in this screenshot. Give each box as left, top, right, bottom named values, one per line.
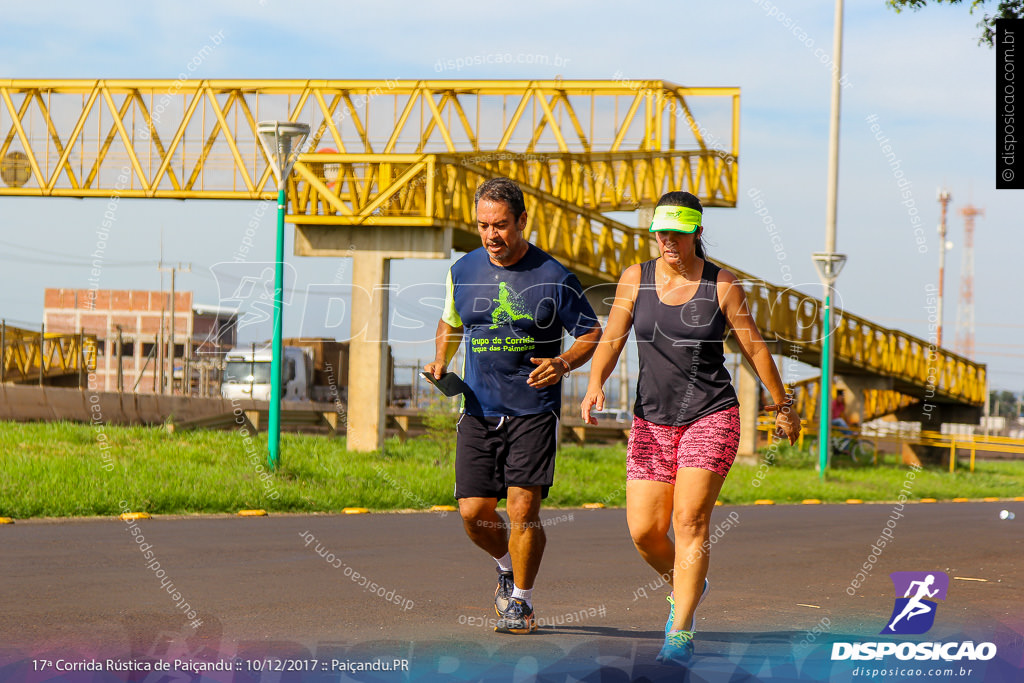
left=43, top=288, right=237, bottom=394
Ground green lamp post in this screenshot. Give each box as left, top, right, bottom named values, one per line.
left=256, top=120, right=309, bottom=471
left=813, top=253, right=846, bottom=478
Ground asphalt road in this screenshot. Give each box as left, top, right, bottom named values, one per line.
left=1, top=502, right=1021, bottom=682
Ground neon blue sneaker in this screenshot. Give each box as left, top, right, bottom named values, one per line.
left=665, top=578, right=710, bottom=634
left=656, top=629, right=695, bottom=665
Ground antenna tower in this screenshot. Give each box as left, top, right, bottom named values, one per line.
left=954, top=203, right=984, bottom=359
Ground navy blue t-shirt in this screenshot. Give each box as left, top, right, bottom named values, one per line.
left=442, top=245, right=598, bottom=416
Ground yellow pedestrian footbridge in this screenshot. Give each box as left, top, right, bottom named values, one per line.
left=0, top=79, right=984, bottom=447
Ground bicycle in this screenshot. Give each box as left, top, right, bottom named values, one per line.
left=805, top=430, right=874, bottom=464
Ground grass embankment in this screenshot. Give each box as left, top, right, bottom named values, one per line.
left=0, top=421, right=1020, bottom=518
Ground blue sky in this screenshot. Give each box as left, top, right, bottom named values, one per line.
left=0, top=0, right=1020, bottom=390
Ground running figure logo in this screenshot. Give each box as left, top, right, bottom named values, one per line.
left=490, top=282, right=533, bottom=329
left=881, top=571, right=949, bottom=635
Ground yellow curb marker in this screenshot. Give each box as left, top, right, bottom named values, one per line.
left=953, top=577, right=988, bottom=582
left=802, top=499, right=822, bottom=505
left=846, top=499, right=864, bottom=504
left=238, top=509, right=267, bottom=517
left=982, top=497, right=999, bottom=502
left=343, top=507, right=369, bottom=514
left=430, top=505, right=457, bottom=512
left=754, top=499, right=775, bottom=505
left=953, top=498, right=969, bottom=503
left=0, top=517, right=13, bottom=525
left=582, top=503, right=606, bottom=509
left=920, top=498, right=937, bottom=503
left=1015, top=497, right=1024, bottom=502
left=119, top=512, right=151, bottom=521
left=714, top=500, right=723, bottom=506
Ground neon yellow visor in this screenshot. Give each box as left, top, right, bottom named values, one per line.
left=649, top=205, right=702, bottom=233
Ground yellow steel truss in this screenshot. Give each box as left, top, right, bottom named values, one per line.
left=0, top=79, right=738, bottom=204
left=1, top=324, right=97, bottom=384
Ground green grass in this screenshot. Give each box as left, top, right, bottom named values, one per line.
left=0, top=421, right=1021, bottom=518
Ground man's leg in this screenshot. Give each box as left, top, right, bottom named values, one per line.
left=492, top=485, right=542, bottom=634
left=457, top=497, right=507, bottom=558
left=505, top=485, right=544, bottom=589
left=455, top=414, right=506, bottom=557
left=493, top=412, right=556, bottom=634
left=501, top=412, right=558, bottom=592
left=454, top=414, right=516, bottom=613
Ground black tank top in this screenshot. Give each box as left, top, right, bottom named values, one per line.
left=632, top=259, right=739, bottom=426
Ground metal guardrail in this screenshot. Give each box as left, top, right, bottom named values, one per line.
left=756, top=416, right=1024, bottom=472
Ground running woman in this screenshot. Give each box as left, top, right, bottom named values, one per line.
left=581, top=190, right=800, bottom=664
left=425, top=177, right=601, bottom=634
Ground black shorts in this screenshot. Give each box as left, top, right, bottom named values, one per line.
left=454, top=411, right=559, bottom=500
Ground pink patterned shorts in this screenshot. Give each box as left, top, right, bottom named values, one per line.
left=626, top=406, right=741, bottom=482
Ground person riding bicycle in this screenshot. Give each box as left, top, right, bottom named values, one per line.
left=826, top=389, right=872, bottom=462
left=831, top=390, right=852, bottom=434
left=827, top=389, right=851, bottom=444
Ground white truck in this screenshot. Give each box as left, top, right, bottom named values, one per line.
left=220, top=339, right=349, bottom=403
left=220, top=346, right=314, bottom=402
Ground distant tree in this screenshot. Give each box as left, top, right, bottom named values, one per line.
left=988, top=389, right=1020, bottom=418
left=886, top=0, right=1024, bottom=46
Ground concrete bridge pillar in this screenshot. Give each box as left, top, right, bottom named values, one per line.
left=583, top=282, right=617, bottom=318
left=348, top=252, right=391, bottom=452
left=894, top=401, right=984, bottom=466
left=724, top=338, right=762, bottom=457
left=295, top=225, right=451, bottom=452
left=736, top=358, right=761, bottom=457
left=836, top=374, right=893, bottom=426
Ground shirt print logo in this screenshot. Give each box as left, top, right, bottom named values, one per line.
left=490, top=282, right=534, bottom=329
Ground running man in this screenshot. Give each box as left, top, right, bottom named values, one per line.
left=424, top=177, right=601, bottom=634
left=888, top=574, right=939, bottom=631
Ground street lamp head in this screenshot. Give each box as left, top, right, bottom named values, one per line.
left=811, top=251, right=847, bottom=284
left=257, top=121, right=310, bottom=188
